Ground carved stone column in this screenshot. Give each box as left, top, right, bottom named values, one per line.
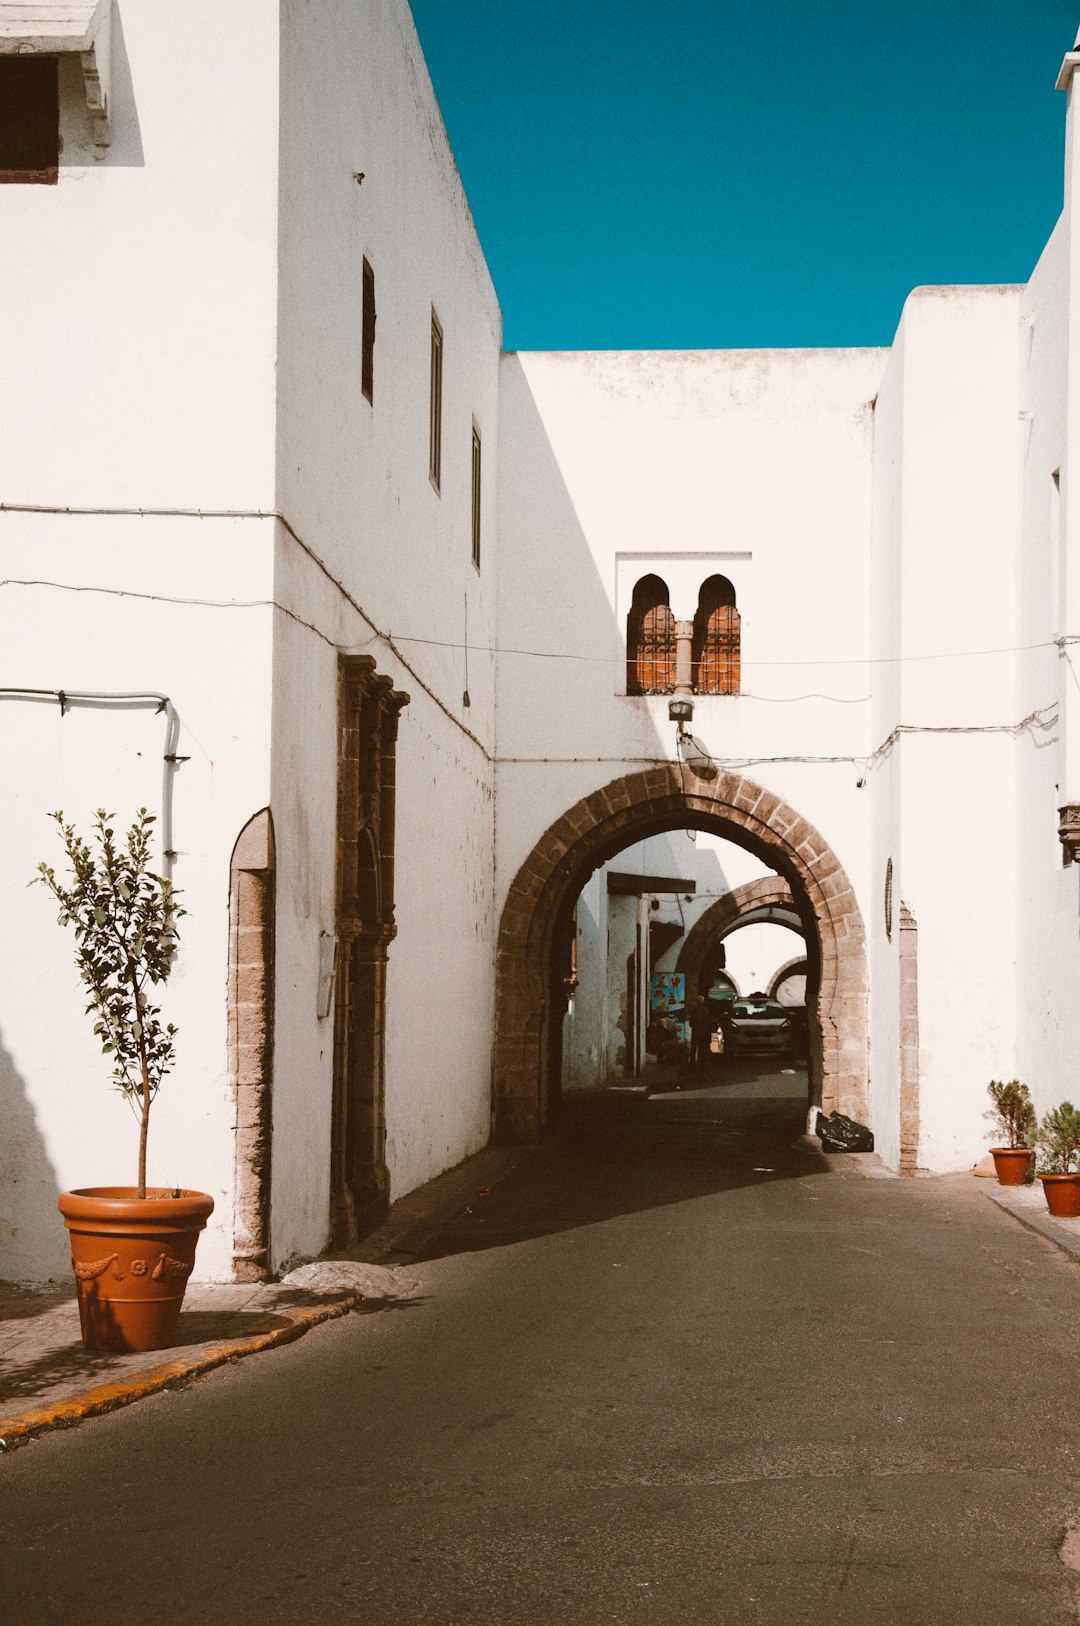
left=673, top=619, right=694, bottom=697
left=1058, top=804, right=1080, bottom=864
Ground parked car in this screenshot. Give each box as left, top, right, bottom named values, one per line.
left=723, top=997, right=793, bottom=1055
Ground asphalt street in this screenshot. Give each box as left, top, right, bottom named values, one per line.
left=4, top=1063, right=1080, bottom=1625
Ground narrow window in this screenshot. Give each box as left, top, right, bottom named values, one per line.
left=1052, top=468, right=1063, bottom=637
left=626, top=575, right=676, bottom=695
left=471, top=426, right=482, bottom=569
left=429, top=311, right=443, bottom=491
left=0, top=56, right=59, bottom=185
left=692, top=575, right=741, bottom=695
left=361, top=258, right=376, bottom=405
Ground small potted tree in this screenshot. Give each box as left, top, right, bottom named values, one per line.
left=985, top=1079, right=1036, bottom=1185
left=35, top=809, right=214, bottom=1353
left=1034, top=1101, right=1080, bottom=1217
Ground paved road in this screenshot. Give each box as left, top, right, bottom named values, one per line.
left=4, top=1066, right=1080, bottom=1625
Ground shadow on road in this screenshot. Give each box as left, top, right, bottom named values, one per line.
left=400, top=1061, right=831, bottom=1264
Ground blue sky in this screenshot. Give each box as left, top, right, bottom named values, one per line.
left=409, top=1, right=1078, bottom=351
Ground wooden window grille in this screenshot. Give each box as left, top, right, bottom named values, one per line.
left=0, top=56, right=59, bottom=185
left=692, top=575, right=741, bottom=695
left=429, top=311, right=443, bottom=490
left=471, top=426, right=482, bottom=569
left=626, top=575, right=676, bottom=694
left=361, top=258, right=376, bottom=404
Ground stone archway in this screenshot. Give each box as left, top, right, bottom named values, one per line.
left=769, top=957, right=808, bottom=1001
left=494, top=766, right=867, bottom=1140
left=675, top=877, right=803, bottom=998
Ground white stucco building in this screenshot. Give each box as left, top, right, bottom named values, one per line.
left=3, top=1, right=1080, bottom=1281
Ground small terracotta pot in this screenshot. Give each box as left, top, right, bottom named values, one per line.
left=990, top=1148, right=1034, bottom=1186
left=1038, top=1173, right=1080, bottom=1218
left=58, top=1187, right=214, bottom=1353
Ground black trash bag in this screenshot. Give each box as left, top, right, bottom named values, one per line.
left=815, top=1111, right=874, bottom=1153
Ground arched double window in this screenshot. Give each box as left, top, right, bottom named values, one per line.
left=626, top=575, right=676, bottom=695
left=692, top=575, right=740, bottom=696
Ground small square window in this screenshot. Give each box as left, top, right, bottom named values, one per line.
left=0, top=56, right=59, bottom=185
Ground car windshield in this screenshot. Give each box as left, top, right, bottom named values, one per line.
left=732, top=1000, right=782, bottom=1018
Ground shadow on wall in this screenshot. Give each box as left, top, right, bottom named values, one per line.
left=496, top=355, right=649, bottom=758
left=58, top=3, right=144, bottom=169
left=0, top=1025, right=67, bottom=1281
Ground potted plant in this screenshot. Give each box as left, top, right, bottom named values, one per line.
left=1034, top=1101, right=1080, bottom=1217
left=34, top=809, right=213, bottom=1353
left=984, top=1079, right=1036, bottom=1185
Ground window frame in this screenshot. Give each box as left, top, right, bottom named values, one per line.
left=692, top=575, right=741, bottom=696
left=626, top=575, right=677, bottom=696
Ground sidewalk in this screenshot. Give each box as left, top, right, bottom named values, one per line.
left=0, top=1143, right=529, bottom=1447
left=979, top=1171, right=1080, bottom=1263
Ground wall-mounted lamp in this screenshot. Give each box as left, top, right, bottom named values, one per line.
left=676, top=724, right=718, bottom=781
left=668, top=695, right=694, bottom=724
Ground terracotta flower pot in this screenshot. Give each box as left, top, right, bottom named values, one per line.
left=1038, top=1173, right=1080, bottom=1218
left=989, top=1147, right=1034, bottom=1186
left=58, top=1187, right=214, bottom=1353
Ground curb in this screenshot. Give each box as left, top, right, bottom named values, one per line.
left=0, top=1292, right=359, bottom=1447
left=981, top=1181, right=1080, bottom=1265
left=0, top=1142, right=533, bottom=1449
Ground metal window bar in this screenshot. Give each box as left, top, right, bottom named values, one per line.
left=637, top=603, right=677, bottom=693
left=696, top=605, right=741, bottom=695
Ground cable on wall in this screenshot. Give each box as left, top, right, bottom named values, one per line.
left=0, top=689, right=186, bottom=878
left=0, top=503, right=493, bottom=761
left=0, top=502, right=1068, bottom=771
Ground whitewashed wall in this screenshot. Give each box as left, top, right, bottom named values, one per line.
left=0, top=518, right=277, bottom=1281
left=871, top=285, right=1025, bottom=1171
left=0, top=3, right=281, bottom=1280
left=1015, top=202, right=1080, bottom=1111
left=269, top=0, right=502, bottom=1264
left=496, top=348, right=884, bottom=876
left=0, top=0, right=504, bottom=1281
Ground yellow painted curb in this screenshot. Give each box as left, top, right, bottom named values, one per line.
left=0, top=1294, right=358, bottom=1445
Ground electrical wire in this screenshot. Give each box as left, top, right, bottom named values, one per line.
left=0, top=500, right=487, bottom=754
left=0, top=502, right=1073, bottom=675
left=0, top=503, right=1072, bottom=764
